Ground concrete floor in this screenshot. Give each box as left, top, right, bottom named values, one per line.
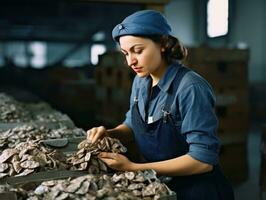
left=234, top=123, right=262, bottom=200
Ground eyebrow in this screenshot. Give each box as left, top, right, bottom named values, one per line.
left=120, top=44, right=144, bottom=52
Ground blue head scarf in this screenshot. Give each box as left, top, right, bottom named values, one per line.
left=112, top=10, right=173, bottom=42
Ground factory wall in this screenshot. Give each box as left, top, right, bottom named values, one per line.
left=166, top=0, right=266, bottom=83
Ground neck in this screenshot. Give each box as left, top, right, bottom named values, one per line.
left=151, top=76, right=159, bottom=87
left=150, top=61, right=168, bottom=87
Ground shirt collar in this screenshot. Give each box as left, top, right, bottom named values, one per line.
left=157, top=62, right=181, bottom=93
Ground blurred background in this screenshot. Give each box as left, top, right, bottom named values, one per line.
left=0, top=0, right=265, bottom=199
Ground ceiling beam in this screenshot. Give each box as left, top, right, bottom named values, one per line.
left=80, top=0, right=170, bottom=5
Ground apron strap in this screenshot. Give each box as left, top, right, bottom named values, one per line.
left=134, top=88, right=140, bottom=105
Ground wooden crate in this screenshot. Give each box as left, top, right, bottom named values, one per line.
left=215, top=88, right=249, bottom=107
left=219, top=141, right=248, bottom=185
left=218, top=117, right=249, bottom=134
left=184, top=47, right=249, bottom=91
left=95, top=66, right=134, bottom=90
left=186, top=47, right=249, bottom=63
left=96, top=100, right=128, bottom=126
left=115, top=67, right=134, bottom=90
left=98, top=51, right=126, bottom=68
left=95, top=66, right=117, bottom=88
left=215, top=89, right=250, bottom=134
left=189, top=62, right=248, bottom=86
left=250, top=83, right=266, bottom=121
left=260, top=125, right=266, bottom=199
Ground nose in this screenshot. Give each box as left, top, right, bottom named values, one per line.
left=126, top=54, right=137, bottom=67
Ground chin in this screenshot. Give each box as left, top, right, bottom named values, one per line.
left=136, top=72, right=149, bottom=78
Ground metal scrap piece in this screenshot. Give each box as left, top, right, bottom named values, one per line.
left=34, top=185, right=50, bottom=195
left=84, top=152, right=91, bottom=162
left=0, top=141, right=69, bottom=179
left=12, top=161, right=23, bottom=173
left=55, top=193, right=69, bottom=200
left=20, top=160, right=40, bottom=169
left=75, top=181, right=90, bottom=195
left=68, top=137, right=127, bottom=174
left=125, top=171, right=135, bottom=181
left=0, top=148, right=18, bottom=163
left=0, top=163, right=9, bottom=172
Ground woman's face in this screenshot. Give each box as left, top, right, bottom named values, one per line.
left=119, top=35, right=166, bottom=78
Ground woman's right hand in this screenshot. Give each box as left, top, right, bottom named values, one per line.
left=86, top=126, right=107, bottom=143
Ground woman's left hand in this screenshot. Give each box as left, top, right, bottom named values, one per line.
left=98, top=152, right=134, bottom=171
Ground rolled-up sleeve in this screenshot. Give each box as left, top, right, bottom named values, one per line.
left=179, top=83, right=220, bottom=165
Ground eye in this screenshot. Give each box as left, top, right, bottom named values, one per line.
left=134, top=49, right=143, bottom=54
left=121, top=51, right=128, bottom=56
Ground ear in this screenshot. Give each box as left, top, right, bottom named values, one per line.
left=161, top=48, right=165, bottom=52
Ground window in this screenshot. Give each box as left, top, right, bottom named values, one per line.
left=207, top=0, right=229, bottom=38
left=90, top=44, right=106, bottom=65
left=29, top=42, right=47, bottom=68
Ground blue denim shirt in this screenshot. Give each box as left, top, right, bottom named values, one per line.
left=123, top=63, right=220, bottom=165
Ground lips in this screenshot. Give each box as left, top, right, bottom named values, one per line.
left=133, top=67, right=142, bottom=73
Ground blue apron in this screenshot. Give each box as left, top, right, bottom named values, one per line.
left=131, top=67, right=234, bottom=200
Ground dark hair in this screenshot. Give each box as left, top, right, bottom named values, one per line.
left=144, top=35, right=188, bottom=64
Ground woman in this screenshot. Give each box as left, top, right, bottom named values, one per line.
left=87, top=10, right=234, bottom=199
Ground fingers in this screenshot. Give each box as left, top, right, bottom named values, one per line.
left=87, top=127, right=97, bottom=142
left=87, top=126, right=106, bottom=143
left=98, top=152, right=130, bottom=171
left=98, top=152, right=119, bottom=168
left=99, top=157, right=116, bottom=167
left=98, top=152, right=118, bottom=159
